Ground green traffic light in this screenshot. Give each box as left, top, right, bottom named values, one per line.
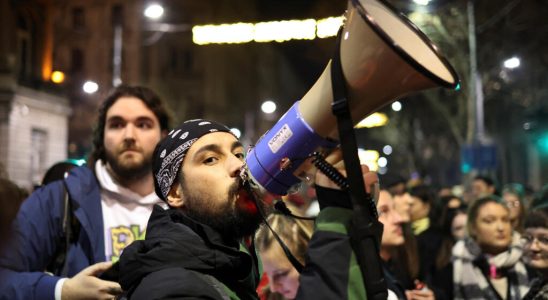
left=538, top=132, right=548, bottom=154
left=461, top=162, right=471, bottom=173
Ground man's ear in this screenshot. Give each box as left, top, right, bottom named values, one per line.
left=161, top=129, right=169, bottom=139
left=166, top=184, right=185, bottom=208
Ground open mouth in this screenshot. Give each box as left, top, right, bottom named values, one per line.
left=234, top=180, right=261, bottom=214
left=237, top=188, right=253, bottom=203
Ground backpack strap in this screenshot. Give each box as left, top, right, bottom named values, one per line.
left=46, top=180, right=80, bottom=277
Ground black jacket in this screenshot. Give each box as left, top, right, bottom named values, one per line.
left=119, top=206, right=260, bottom=299
left=119, top=187, right=370, bottom=299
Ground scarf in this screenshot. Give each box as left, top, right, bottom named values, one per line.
left=452, top=232, right=530, bottom=300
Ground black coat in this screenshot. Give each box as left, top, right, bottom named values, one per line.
left=119, top=205, right=260, bottom=299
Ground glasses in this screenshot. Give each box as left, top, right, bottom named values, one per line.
left=521, top=234, right=548, bottom=246
left=505, top=200, right=521, bottom=208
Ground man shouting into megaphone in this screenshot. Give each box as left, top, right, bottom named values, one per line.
left=117, top=119, right=378, bottom=299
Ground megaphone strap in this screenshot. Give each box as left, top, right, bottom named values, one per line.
left=330, top=26, right=388, bottom=300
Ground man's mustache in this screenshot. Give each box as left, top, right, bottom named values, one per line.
left=119, top=141, right=142, bottom=153
left=228, top=178, right=263, bottom=204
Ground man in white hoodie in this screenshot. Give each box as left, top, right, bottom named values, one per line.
left=0, top=85, right=171, bottom=300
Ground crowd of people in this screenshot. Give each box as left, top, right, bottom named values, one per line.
left=0, top=84, right=547, bottom=300
left=254, top=176, right=548, bottom=300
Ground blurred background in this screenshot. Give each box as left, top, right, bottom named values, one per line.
left=0, top=0, right=546, bottom=192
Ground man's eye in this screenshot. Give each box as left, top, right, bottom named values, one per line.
left=203, top=157, right=218, bottom=164
left=137, top=122, right=153, bottom=129
left=108, top=122, right=124, bottom=129
left=234, top=153, right=245, bottom=160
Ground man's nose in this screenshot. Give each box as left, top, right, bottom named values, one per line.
left=228, top=155, right=245, bottom=177
left=124, top=124, right=136, bottom=140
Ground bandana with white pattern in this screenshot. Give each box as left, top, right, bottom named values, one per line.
left=152, top=119, right=234, bottom=200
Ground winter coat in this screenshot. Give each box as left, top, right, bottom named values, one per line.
left=119, top=188, right=369, bottom=299
left=0, top=166, right=105, bottom=300
left=452, top=233, right=530, bottom=299
left=523, top=277, right=548, bottom=300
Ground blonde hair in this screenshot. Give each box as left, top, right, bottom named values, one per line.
left=255, top=207, right=314, bottom=264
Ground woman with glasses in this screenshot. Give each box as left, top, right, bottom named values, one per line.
left=522, top=205, right=548, bottom=299
left=452, top=195, right=530, bottom=299
left=502, top=183, right=527, bottom=233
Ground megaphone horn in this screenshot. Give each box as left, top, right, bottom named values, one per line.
left=246, top=0, right=459, bottom=195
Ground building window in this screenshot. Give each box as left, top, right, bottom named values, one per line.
left=72, top=7, right=85, bottom=30
left=30, top=128, right=48, bottom=185
left=183, top=50, right=193, bottom=72
left=111, top=4, right=124, bottom=26
left=16, top=13, right=32, bottom=80
left=71, top=48, right=84, bottom=73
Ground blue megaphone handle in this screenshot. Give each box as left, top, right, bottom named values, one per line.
left=246, top=101, right=337, bottom=195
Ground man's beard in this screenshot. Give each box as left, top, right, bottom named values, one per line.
left=181, top=179, right=267, bottom=241
left=105, top=146, right=152, bottom=181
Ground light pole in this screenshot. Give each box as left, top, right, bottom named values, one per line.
left=466, top=0, right=485, bottom=144
left=112, top=24, right=122, bottom=87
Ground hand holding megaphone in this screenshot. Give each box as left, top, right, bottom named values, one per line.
left=314, top=148, right=379, bottom=198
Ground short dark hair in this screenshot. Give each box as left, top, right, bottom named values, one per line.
left=88, top=85, right=171, bottom=166
left=474, top=175, right=495, bottom=187
left=409, top=184, right=434, bottom=205
left=41, top=161, right=78, bottom=186
left=525, top=207, right=548, bottom=229
left=530, top=185, right=548, bottom=210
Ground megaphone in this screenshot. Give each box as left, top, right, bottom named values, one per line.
left=246, top=0, right=459, bottom=195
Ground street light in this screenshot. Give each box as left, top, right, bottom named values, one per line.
left=391, top=101, right=402, bottom=112
left=503, top=57, right=520, bottom=69
left=50, top=71, right=65, bottom=84
left=413, top=0, right=431, bottom=6
left=261, top=100, right=277, bottom=114
left=144, top=4, right=164, bottom=20
left=83, top=81, right=99, bottom=94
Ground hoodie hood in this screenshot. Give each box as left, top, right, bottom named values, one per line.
left=119, top=205, right=256, bottom=292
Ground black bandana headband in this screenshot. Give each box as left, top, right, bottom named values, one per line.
left=152, top=119, right=234, bottom=200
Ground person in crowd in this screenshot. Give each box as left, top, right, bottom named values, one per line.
left=255, top=206, right=314, bottom=299
left=437, top=186, right=453, bottom=199
left=383, top=175, right=413, bottom=223
left=530, top=185, right=548, bottom=210
left=452, top=195, right=530, bottom=299
left=382, top=176, right=420, bottom=293
left=431, top=194, right=463, bottom=227
left=0, top=85, right=171, bottom=300
left=408, top=185, right=445, bottom=298
left=0, top=178, right=27, bottom=251
left=471, top=175, right=497, bottom=200
left=117, top=119, right=379, bottom=299
left=502, top=183, right=527, bottom=233
left=450, top=208, right=468, bottom=240
left=430, top=203, right=468, bottom=298
left=522, top=205, right=548, bottom=299
left=40, top=161, right=80, bottom=187
left=377, top=189, right=435, bottom=300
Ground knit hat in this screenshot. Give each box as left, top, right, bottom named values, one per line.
left=152, top=119, right=234, bottom=200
